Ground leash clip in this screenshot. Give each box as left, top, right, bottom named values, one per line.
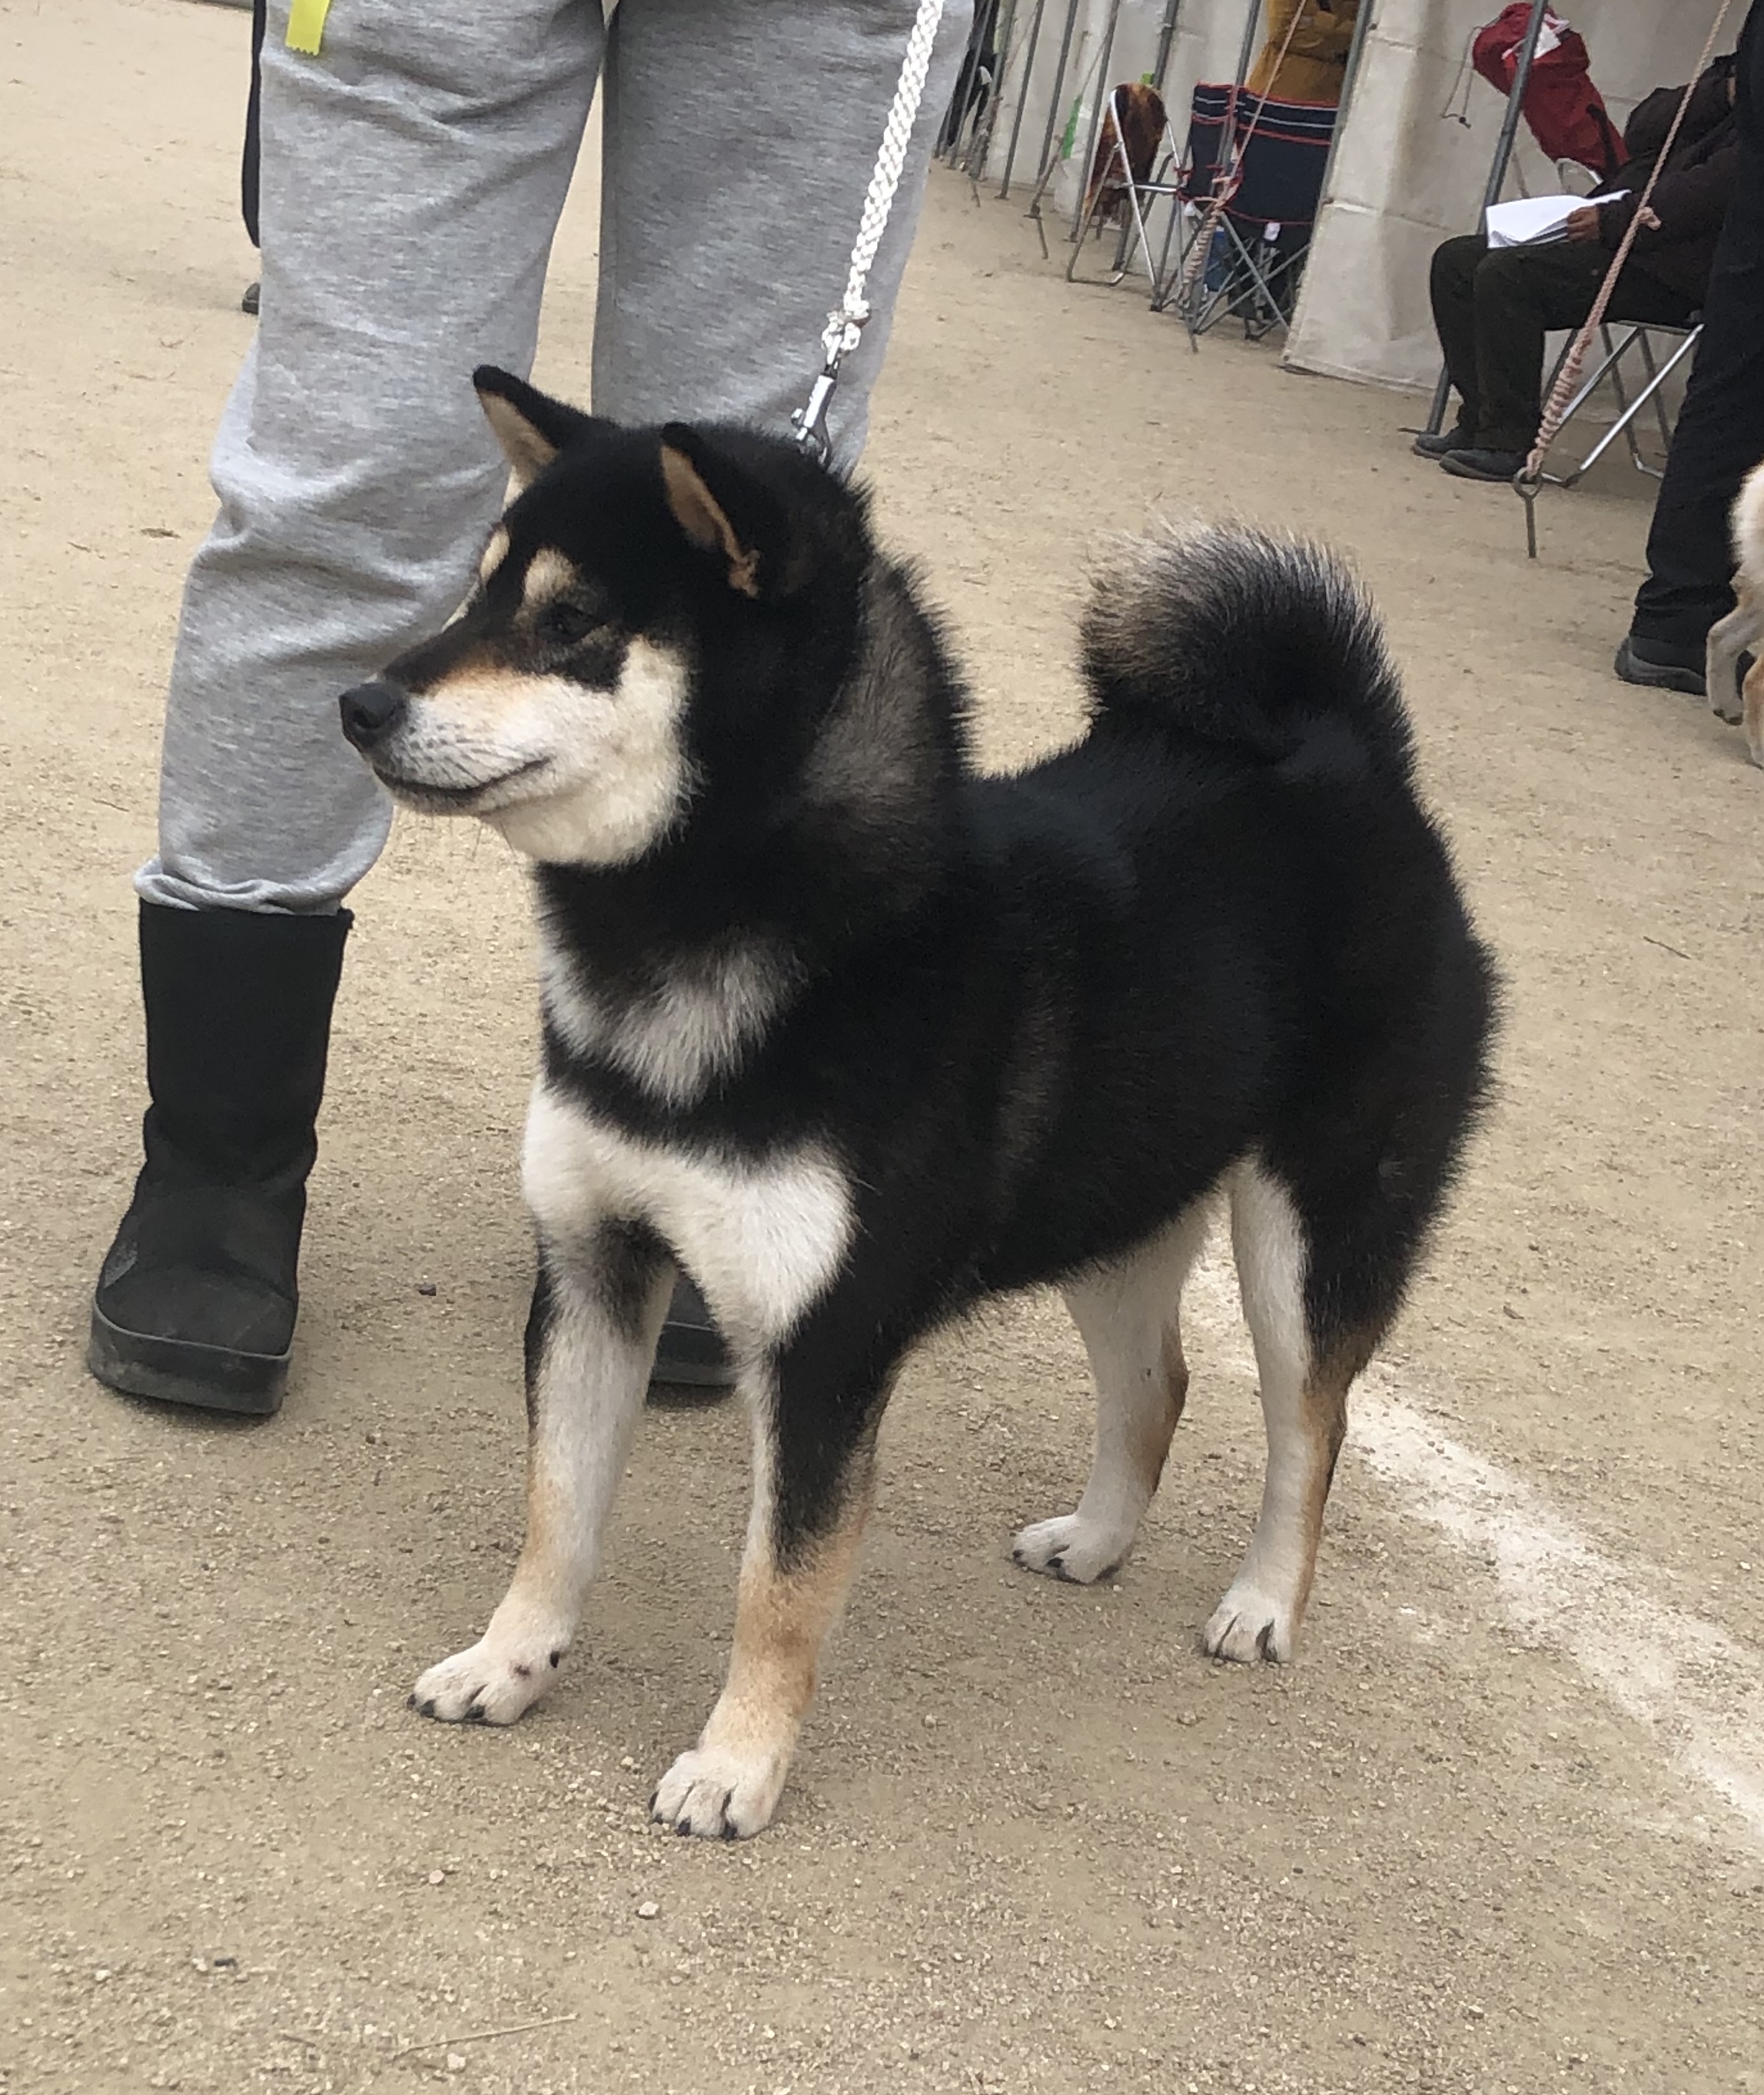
left=792, top=367, right=839, bottom=466
left=792, top=302, right=871, bottom=467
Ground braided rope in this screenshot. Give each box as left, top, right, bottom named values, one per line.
left=1168, top=0, right=1311, bottom=314
left=795, top=0, right=947, bottom=454
left=1520, top=0, right=1735, bottom=484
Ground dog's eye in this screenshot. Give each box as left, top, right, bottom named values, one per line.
left=537, top=600, right=603, bottom=647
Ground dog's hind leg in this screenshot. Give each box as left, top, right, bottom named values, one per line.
left=1204, top=1159, right=1373, bottom=1665
left=1012, top=1202, right=1213, bottom=1585
left=653, top=1305, right=895, bottom=1840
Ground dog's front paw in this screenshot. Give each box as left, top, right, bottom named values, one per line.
left=1011, top=1512, right=1128, bottom=1585
left=1202, top=1580, right=1297, bottom=1664
left=1712, top=687, right=1746, bottom=726
left=410, top=1638, right=560, bottom=1725
left=650, top=1744, right=789, bottom=1840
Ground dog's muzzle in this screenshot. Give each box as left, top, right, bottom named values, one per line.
left=339, top=680, right=408, bottom=753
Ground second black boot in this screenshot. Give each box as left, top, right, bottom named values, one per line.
left=89, top=901, right=350, bottom=1417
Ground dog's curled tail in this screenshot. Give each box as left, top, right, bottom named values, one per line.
left=1081, top=524, right=1414, bottom=773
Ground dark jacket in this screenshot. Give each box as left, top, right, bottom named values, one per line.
left=1597, top=63, right=1740, bottom=302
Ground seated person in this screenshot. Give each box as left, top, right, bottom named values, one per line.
left=1247, top=0, right=1360, bottom=107
left=1419, top=52, right=1739, bottom=482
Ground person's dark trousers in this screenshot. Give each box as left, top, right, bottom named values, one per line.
left=242, top=0, right=267, bottom=248
left=1630, top=8, right=1764, bottom=653
left=1430, top=234, right=1696, bottom=454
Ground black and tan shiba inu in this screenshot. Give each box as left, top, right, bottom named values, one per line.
left=339, top=367, right=1497, bottom=1840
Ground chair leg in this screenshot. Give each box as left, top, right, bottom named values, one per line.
left=1539, top=325, right=1643, bottom=490
left=1577, top=328, right=1701, bottom=484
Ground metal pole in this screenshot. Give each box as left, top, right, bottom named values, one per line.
left=965, top=0, right=1020, bottom=184
left=1233, top=0, right=1264, bottom=92
left=1151, top=0, right=1182, bottom=94
left=997, top=0, right=1050, bottom=197
left=1423, top=0, right=1551, bottom=434
left=1068, top=0, right=1124, bottom=241
left=1298, top=0, right=1377, bottom=260
left=940, top=0, right=996, bottom=160
left=1027, top=0, right=1085, bottom=211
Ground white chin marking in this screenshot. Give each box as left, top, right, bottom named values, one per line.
left=387, top=640, right=692, bottom=865
left=486, top=637, right=692, bottom=865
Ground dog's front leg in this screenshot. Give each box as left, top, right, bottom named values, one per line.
left=411, top=1215, right=673, bottom=1728
left=652, top=1358, right=880, bottom=1841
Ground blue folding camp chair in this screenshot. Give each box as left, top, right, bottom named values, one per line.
left=1154, top=81, right=1338, bottom=343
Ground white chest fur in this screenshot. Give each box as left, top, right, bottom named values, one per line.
left=538, top=933, right=799, bottom=1110
left=522, top=1084, right=854, bottom=1350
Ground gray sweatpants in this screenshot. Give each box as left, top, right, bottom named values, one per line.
left=141, top=0, right=972, bottom=914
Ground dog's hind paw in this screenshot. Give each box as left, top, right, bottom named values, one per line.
left=409, top=1638, right=559, bottom=1726
left=650, top=1744, right=789, bottom=1841
left=1202, top=1581, right=1297, bottom=1665
left=1011, top=1513, right=1129, bottom=1585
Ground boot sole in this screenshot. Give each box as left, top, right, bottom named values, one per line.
left=88, top=1302, right=288, bottom=1417
left=1613, top=638, right=1706, bottom=697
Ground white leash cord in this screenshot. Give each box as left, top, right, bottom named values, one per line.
left=793, top=0, right=948, bottom=462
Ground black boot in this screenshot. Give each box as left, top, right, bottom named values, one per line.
left=89, top=902, right=350, bottom=1417
left=651, top=1274, right=735, bottom=1399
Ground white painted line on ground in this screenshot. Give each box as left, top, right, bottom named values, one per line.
left=1184, top=1250, right=1764, bottom=1851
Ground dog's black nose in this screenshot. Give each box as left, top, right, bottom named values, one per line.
left=339, top=680, right=407, bottom=751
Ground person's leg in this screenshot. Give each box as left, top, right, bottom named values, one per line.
left=593, top=0, right=975, bottom=474
left=96, top=0, right=604, bottom=1415
left=590, top=0, right=972, bottom=1391
left=147, top=0, right=602, bottom=917
left=1624, top=155, right=1764, bottom=675
left=1463, top=241, right=1609, bottom=455
left=1426, top=234, right=1490, bottom=445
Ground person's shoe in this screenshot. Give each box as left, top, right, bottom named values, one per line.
left=649, top=1274, right=735, bottom=1400
left=1411, top=421, right=1474, bottom=459
left=1440, top=446, right=1528, bottom=483
left=1614, top=634, right=1706, bottom=697
left=241, top=281, right=260, bottom=316
left=89, top=902, right=350, bottom=1417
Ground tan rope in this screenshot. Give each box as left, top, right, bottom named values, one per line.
left=1520, top=0, right=1735, bottom=484
left=1168, top=0, right=1311, bottom=312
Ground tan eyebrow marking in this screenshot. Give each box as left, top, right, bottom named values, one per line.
left=521, top=547, right=577, bottom=610
left=478, top=524, right=510, bottom=583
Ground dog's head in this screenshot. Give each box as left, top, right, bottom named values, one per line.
left=339, top=368, right=872, bottom=866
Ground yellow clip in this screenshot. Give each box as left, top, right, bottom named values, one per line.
left=286, top=0, right=332, bottom=55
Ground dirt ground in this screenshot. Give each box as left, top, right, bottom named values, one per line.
left=5, top=4, right=1764, bottom=2092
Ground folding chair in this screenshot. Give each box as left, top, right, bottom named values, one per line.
left=1152, top=82, right=1338, bottom=343
left=1065, top=83, right=1184, bottom=293
left=1533, top=319, right=1703, bottom=489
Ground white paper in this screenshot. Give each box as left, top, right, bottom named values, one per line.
left=1485, top=190, right=1629, bottom=249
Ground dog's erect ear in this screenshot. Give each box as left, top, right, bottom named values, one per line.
left=473, top=366, right=608, bottom=490
left=657, top=424, right=781, bottom=600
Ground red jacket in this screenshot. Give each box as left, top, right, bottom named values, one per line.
left=1597, top=64, right=1739, bottom=302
